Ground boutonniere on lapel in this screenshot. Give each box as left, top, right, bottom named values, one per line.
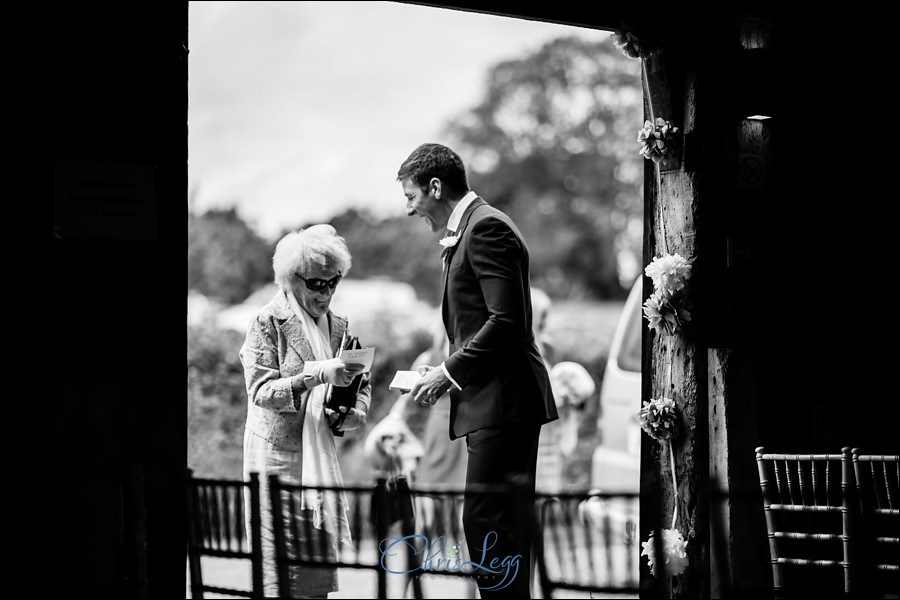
left=439, top=232, right=460, bottom=265
left=438, top=233, right=459, bottom=249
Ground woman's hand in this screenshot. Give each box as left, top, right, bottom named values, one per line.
left=319, top=358, right=365, bottom=387
left=326, top=405, right=367, bottom=432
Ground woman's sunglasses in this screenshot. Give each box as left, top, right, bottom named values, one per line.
left=297, top=272, right=342, bottom=291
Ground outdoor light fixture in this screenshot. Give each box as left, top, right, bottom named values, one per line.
left=745, top=115, right=772, bottom=121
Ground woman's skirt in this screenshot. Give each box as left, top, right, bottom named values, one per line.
left=243, top=429, right=338, bottom=597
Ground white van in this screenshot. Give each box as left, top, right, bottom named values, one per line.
left=591, top=277, right=643, bottom=493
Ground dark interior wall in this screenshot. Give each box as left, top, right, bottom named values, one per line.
left=23, top=2, right=188, bottom=598
left=761, top=12, right=889, bottom=455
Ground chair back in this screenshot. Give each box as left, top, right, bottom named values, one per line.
left=268, top=475, right=389, bottom=599
left=185, top=469, right=263, bottom=599
left=851, top=449, right=899, bottom=597
left=534, top=489, right=643, bottom=597
left=755, top=447, right=856, bottom=598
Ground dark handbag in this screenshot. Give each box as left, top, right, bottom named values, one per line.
left=325, top=335, right=364, bottom=436
left=373, top=474, right=415, bottom=528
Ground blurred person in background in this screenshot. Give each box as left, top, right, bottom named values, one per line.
left=529, top=288, right=595, bottom=593
left=240, top=224, right=369, bottom=599
left=531, top=287, right=596, bottom=492
left=531, top=287, right=564, bottom=492
left=541, top=361, right=596, bottom=491
left=365, top=319, right=467, bottom=490
left=365, top=318, right=475, bottom=597
left=530, top=288, right=557, bottom=367
left=408, top=319, right=468, bottom=490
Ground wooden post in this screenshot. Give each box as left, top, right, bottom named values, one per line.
left=639, top=41, right=709, bottom=599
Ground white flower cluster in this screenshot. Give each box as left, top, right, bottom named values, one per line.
left=641, top=527, right=689, bottom=577
left=638, top=397, right=678, bottom=441
left=644, top=253, right=692, bottom=296
left=638, top=118, right=680, bottom=163
left=611, top=28, right=662, bottom=59
left=438, top=234, right=459, bottom=249
left=642, top=253, right=692, bottom=336
left=611, top=30, right=644, bottom=59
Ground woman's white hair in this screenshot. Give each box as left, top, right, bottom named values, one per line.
left=272, top=224, right=352, bottom=291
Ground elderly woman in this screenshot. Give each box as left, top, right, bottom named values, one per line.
left=240, top=224, right=369, bottom=599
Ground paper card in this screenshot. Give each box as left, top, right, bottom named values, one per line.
left=340, top=347, right=375, bottom=372
left=389, top=370, right=423, bottom=392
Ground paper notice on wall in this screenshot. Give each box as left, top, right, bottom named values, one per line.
left=53, top=160, right=158, bottom=241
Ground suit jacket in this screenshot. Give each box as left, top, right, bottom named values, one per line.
left=442, top=197, right=558, bottom=439
left=239, top=289, right=371, bottom=451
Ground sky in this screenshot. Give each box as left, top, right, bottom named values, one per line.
left=188, top=1, right=613, bottom=241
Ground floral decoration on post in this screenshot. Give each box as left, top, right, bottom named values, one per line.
left=642, top=290, right=691, bottom=337
left=638, top=118, right=681, bottom=163
left=642, top=253, right=692, bottom=336
left=612, top=23, right=678, bottom=165
left=641, top=528, right=689, bottom=577
left=611, top=25, right=662, bottom=59
left=639, top=397, right=678, bottom=441
left=638, top=396, right=689, bottom=578
left=638, top=252, right=693, bottom=578
left=611, top=29, right=645, bottom=59
left=644, top=253, right=691, bottom=295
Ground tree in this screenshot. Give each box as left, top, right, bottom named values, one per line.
left=188, top=207, right=275, bottom=304
left=327, top=209, right=446, bottom=305
left=443, top=35, right=644, bottom=299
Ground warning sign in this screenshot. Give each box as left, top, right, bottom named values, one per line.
left=738, top=153, right=766, bottom=204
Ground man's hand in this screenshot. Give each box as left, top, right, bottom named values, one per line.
left=409, top=365, right=451, bottom=407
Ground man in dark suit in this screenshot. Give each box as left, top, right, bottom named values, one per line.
left=398, top=143, right=558, bottom=598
